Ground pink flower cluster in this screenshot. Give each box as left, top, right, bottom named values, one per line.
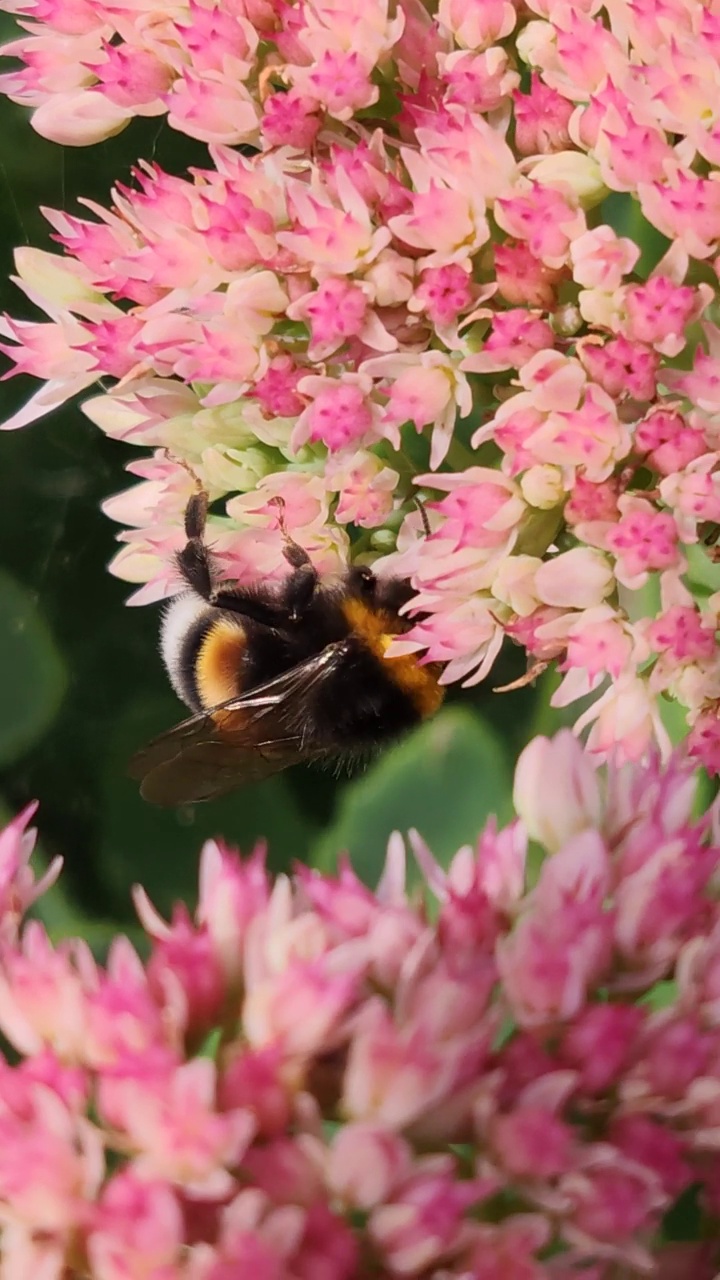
left=2, top=0, right=720, bottom=765
left=3, top=734, right=720, bottom=1277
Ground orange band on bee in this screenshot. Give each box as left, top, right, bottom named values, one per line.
left=196, top=619, right=247, bottom=710
left=341, top=598, right=444, bottom=718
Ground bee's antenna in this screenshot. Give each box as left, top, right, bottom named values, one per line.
left=414, top=495, right=432, bottom=539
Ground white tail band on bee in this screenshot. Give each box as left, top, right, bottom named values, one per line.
left=160, top=591, right=211, bottom=704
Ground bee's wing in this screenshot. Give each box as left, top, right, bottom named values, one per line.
left=128, top=641, right=350, bottom=806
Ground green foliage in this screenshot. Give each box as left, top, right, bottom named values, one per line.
left=95, top=692, right=320, bottom=916
left=313, top=706, right=513, bottom=886
left=0, top=569, right=66, bottom=766
left=662, top=1185, right=702, bottom=1243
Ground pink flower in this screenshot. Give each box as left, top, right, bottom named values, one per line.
left=605, top=499, right=681, bottom=589
left=569, top=226, right=640, bottom=290
left=497, top=831, right=612, bottom=1027
left=491, top=1106, right=574, bottom=1181
left=0, top=1066, right=104, bottom=1278
left=167, top=71, right=259, bottom=146
left=462, top=309, right=554, bottom=374
left=561, top=1153, right=666, bottom=1264
left=493, top=240, right=563, bottom=307
left=279, top=176, right=390, bottom=277
left=141, top=905, right=227, bottom=1040
left=623, top=276, right=708, bottom=355
left=461, top=1217, right=551, bottom=1280
left=86, top=1170, right=184, bottom=1280
left=262, top=89, right=320, bottom=150
left=98, top=1059, right=255, bottom=1196
left=86, top=42, right=173, bottom=111
left=560, top=1004, right=643, bottom=1094
left=5, top=0, right=720, bottom=769
left=513, top=74, right=573, bottom=155
left=390, top=180, right=489, bottom=269
left=0, top=801, right=61, bottom=940
left=495, top=185, right=585, bottom=271
left=422, top=466, right=525, bottom=549
left=610, top=1116, right=691, bottom=1200
left=635, top=407, right=708, bottom=476
left=0, top=922, right=89, bottom=1059
left=437, top=0, right=516, bottom=51
left=327, top=1123, right=412, bottom=1210
left=363, top=351, right=472, bottom=467
left=369, top=1162, right=486, bottom=1273
left=411, top=262, right=473, bottom=328
left=218, top=1045, right=294, bottom=1139
left=441, top=48, right=519, bottom=113
left=31, top=89, right=134, bottom=144
left=659, top=454, right=720, bottom=540
left=575, top=676, right=669, bottom=764
left=325, top=450, right=399, bottom=527
left=292, top=374, right=383, bottom=453
left=195, top=838, right=270, bottom=984
left=243, top=958, right=361, bottom=1057
left=0, top=745, right=718, bottom=1272
left=513, top=730, right=601, bottom=853
left=639, top=171, right=720, bottom=261
left=579, top=336, right=659, bottom=403
left=292, top=48, right=379, bottom=120
left=286, top=277, right=370, bottom=358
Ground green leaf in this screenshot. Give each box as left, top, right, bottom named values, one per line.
left=0, top=569, right=67, bottom=766
left=639, top=979, right=678, bottom=1011
left=311, top=706, right=513, bottom=886
left=525, top=668, right=579, bottom=738
left=657, top=694, right=692, bottom=750
left=686, top=542, right=720, bottom=594
left=662, top=1184, right=702, bottom=1242
left=95, top=692, right=321, bottom=918
left=197, top=1028, right=222, bottom=1060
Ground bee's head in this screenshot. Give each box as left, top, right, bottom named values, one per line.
left=346, top=564, right=415, bottom=618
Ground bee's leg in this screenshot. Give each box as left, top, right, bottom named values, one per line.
left=178, top=492, right=283, bottom=620
left=283, top=543, right=319, bottom=622
left=174, top=489, right=216, bottom=598
left=269, top=496, right=319, bottom=621
left=176, top=489, right=318, bottom=624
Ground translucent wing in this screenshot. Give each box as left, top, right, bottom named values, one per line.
left=129, top=641, right=350, bottom=806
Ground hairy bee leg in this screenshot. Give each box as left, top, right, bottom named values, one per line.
left=209, top=555, right=318, bottom=626
left=176, top=488, right=318, bottom=624
left=269, top=496, right=319, bottom=620
left=284, top=558, right=319, bottom=621
left=176, top=490, right=215, bottom=598
left=208, top=588, right=291, bottom=628
left=185, top=490, right=209, bottom=541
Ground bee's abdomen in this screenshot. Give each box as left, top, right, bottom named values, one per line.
left=161, top=592, right=246, bottom=712
left=195, top=618, right=248, bottom=709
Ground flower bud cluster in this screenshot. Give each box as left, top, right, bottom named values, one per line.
left=1, top=735, right=720, bottom=1276
left=2, top=0, right=720, bottom=760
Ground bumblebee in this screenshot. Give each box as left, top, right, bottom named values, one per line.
left=129, top=492, right=445, bottom=805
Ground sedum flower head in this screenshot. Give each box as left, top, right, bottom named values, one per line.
left=2, top=735, right=720, bottom=1275
left=2, top=0, right=720, bottom=763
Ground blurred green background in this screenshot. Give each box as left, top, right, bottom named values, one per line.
left=0, top=25, right=544, bottom=946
